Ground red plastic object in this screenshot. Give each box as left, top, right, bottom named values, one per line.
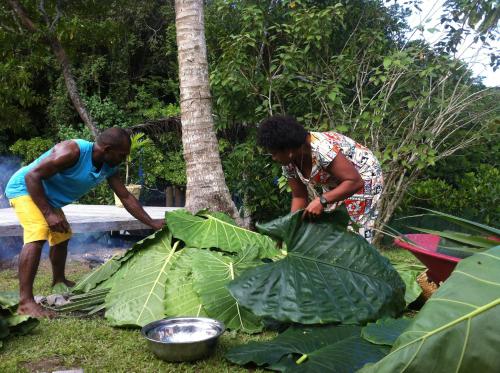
left=394, top=233, right=461, bottom=283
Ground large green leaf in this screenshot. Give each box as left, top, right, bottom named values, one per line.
left=417, top=208, right=500, bottom=237
left=359, top=246, right=500, bottom=373
left=411, top=227, right=499, bottom=249
left=72, top=255, right=124, bottom=293
left=226, top=325, right=389, bottom=372
left=164, top=249, right=207, bottom=318
left=166, top=209, right=279, bottom=258
left=228, top=209, right=405, bottom=324
left=5, top=315, right=39, bottom=336
left=361, top=318, right=412, bottom=346
left=72, top=231, right=160, bottom=294
left=104, top=230, right=178, bottom=327
left=0, top=292, right=19, bottom=311
left=190, top=246, right=263, bottom=333
left=393, top=264, right=424, bottom=305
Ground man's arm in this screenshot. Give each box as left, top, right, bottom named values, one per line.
left=25, top=141, right=80, bottom=233
left=107, top=173, right=164, bottom=231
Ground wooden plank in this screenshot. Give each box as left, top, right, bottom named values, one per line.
left=0, top=205, right=180, bottom=237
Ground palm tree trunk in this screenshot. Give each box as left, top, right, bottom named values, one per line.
left=174, top=0, right=241, bottom=221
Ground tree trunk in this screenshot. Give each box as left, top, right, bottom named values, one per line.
left=174, top=0, right=241, bottom=221
left=8, top=0, right=100, bottom=138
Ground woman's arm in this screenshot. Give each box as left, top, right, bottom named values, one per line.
left=302, top=152, right=363, bottom=218
left=289, top=177, right=308, bottom=212
left=322, top=152, right=364, bottom=203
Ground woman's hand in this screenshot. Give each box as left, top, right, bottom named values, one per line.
left=302, top=197, right=324, bottom=220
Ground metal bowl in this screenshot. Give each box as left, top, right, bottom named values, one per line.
left=141, top=317, right=225, bottom=362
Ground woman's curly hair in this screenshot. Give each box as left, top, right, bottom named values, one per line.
left=257, top=115, right=308, bottom=150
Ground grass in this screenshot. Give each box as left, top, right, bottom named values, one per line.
left=0, top=248, right=420, bottom=372
left=0, top=261, right=274, bottom=372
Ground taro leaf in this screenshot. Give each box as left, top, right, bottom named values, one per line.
left=0, top=292, right=19, bottom=310
left=51, top=282, right=72, bottom=295
left=72, top=254, right=124, bottom=293
left=104, top=230, right=178, bottom=327
left=166, top=209, right=279, bottom=258
left=359, top=246, right=500, bottom=373
left=228, top=209, right=405, bottom=324
left=361, top=318, right=412, bottom=346
left=393, top=264, right=424, bottom=305
left=5, top=315, right=39, bottom=336
left=190, top=246, right=263, bottom=333
left=225, top=325, right=389, bottom=372
left=164, top=249, right=207, bottom=318
left=72, top=230, right=162, bottom=294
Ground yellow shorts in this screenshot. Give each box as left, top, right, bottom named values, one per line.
left=9, top=195, right=72, bottom=246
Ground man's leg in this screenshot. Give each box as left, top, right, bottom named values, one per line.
left=18, top=240, right=55, bottom=318
left=49, top=239, right=75, bottom=287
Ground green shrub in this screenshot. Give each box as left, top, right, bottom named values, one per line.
left=222, top=137, right=290, bottom=222
left=9, top=137, right=54, bottom=164
left=402, top=165, right=499, bottom=226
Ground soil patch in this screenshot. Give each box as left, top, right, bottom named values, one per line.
left=22, top=356, right=70, bottom=372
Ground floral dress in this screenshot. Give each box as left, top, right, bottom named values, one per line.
left=282, top=131, right=383, bottom=243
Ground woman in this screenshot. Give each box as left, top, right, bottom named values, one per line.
left=257, top=115, right=383, bottom=243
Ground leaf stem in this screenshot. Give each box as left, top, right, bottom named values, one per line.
left=296, top=354, right=308, bottom=364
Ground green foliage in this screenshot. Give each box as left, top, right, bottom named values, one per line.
left=226, top=325, right=390, bottom=372
left=229, top=208, right=406, bottom=324
left=360, top=246, right=500, bottom=373
left=222, top=138, right=290, bottom=222
left=402, top=165, right=500, bottom=226
left=9, top=138, right=54, bottom=164
left=1, top=0, right=495, bottom=223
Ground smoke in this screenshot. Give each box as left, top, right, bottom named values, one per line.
left=0, top=155, right=21, bottom=208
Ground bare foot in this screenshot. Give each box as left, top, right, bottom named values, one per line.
left=52, top=279, right=75, bottom=288
left=18, top=301, right=56, bottom=319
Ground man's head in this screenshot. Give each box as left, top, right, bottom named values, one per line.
left=96, top=127, right=131, bottom=167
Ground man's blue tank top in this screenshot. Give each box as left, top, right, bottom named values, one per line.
left=5, top=139, right=117, bottom=208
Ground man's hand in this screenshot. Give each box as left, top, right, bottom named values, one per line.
left=150, top=220, right=165, bottom=231
left=45, top=211, right=71, bottom=233
left=302, top=197, right=324, bottom=220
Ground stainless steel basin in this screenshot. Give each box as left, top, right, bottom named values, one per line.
left=141, top=317, right=225, bottom=362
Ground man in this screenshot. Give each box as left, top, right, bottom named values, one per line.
left=5, top=127, right=164, bottom=318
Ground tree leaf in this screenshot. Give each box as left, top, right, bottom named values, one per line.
left=166, top=209, right=279, bottom=258
left=228, top=209, right=405, bottom=324
left=361, top=318, right=412, bottom=346
left=104, top=230, right=178, bottom=327
left=226, top=325, right=389, bottom=372
left=190, top=246, right=263, bottom=333
left=164, top=249, right=207, bottom=318
left=359, top=246, right=500, bottom=373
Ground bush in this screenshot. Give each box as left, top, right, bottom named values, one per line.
left=9, top=137, right=54, bottom=164
left=401, top=165, right=499, bottom=226
left=222, top=137, right=290, bottom=222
